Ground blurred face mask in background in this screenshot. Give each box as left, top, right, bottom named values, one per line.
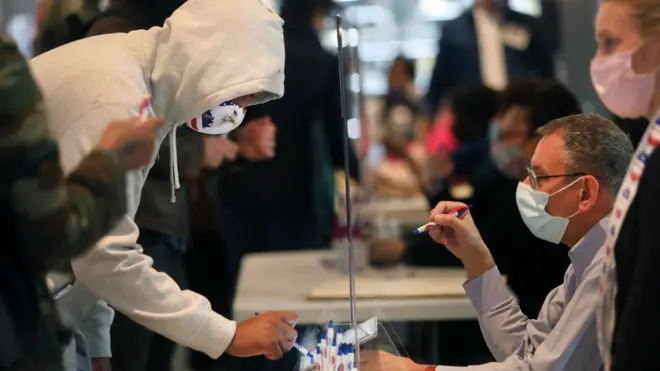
left=591, top=49, right=656, bottom=118
left=185, top=100, right=246, bottom=135
left=489, top=122, right=528, bottom=179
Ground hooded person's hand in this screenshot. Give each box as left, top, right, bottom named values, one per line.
left=238, top=116, right=276, bottom=160
left=226, top=311, right=298, bottom=360
left=203, top=136, right=239, bottom=169
left=97, top=117, right=165, bottom=170
left=428, top=201, right=495, bottom=280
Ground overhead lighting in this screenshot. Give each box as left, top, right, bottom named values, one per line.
left=347, top=28, right=360, bottom=47
left=510, top=0, right=542, bottom=17
left=347, top=118, right=361, bottom=139
left=419, top=0, right=468, bottom=21
left=350, top=73, right=361, bottom=93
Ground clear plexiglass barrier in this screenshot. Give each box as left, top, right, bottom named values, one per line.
left=300, top=317, right=406, bottom=371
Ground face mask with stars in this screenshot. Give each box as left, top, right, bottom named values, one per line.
left=185, top=100, right=247, bottom=135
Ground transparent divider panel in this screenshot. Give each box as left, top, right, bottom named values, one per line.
left=301, top=317, right=407, bottom=371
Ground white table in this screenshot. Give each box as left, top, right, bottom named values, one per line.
left=233, top=250, right=476, bottom=324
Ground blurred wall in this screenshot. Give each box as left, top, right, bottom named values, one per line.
left=557, top=0, right=604, bottom=114
left=1, top=0, right=38, bottom=57
left=1, top=0, right=37, bottom=30
left=0, top=1, right=5, bottom=29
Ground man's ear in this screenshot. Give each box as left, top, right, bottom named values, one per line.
left=578, top=175, right=600, bottom=212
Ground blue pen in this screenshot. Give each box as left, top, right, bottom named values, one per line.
left=412, top=204, right=473, bottom=235
left=254, top=312, right=313, bottom=362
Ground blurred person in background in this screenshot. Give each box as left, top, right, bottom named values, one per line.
left=33, top=0, right=105, bottom=56
left=384, top=56, right=430, bottom=146
left=215, top=0, right=360, bottom=253
left=366, top=116, right=425, bottom=198
left=387, top=56, right=420, bottom=105
left=85, top=1, right=278, bottom=371
left=0, top=35, right=162, bottom=371
left=429, top=85, right=498, bottom=201
left=426, top=0, right=554, bottom=116
left=367, top=56, right=428, bottom=197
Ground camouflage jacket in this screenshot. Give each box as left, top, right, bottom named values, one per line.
left=0, top=35, right=127, bottom=370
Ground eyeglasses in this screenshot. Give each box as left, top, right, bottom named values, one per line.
left=527, top=167, right=587, bottom=190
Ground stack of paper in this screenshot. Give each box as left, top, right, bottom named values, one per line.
left=307, top=276, right=466, bottom=300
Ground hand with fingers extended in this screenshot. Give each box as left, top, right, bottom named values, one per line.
left=226, top=311, right=298, bottom=360
left=203, top=136, right=240, bottom=169
left=97, top=117, right=165, bottom=170
left=428, top=201, right=495, bottom=279
left=237, top=116, right=276, bottom=160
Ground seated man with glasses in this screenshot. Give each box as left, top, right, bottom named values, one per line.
left=385, top=79, right=581, bottom=318
left=362, top=114, right=634, bottom=371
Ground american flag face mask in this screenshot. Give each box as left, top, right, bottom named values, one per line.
left=185, top=100, right=247, bottom=135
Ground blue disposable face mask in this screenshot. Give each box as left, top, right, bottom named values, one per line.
left=515, top=178, right=583, bottom=244
left=488, top=120, right=499, bottom=143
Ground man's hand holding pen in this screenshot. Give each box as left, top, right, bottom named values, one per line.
left=226, top=311, right=298, bottom=360
left=429, top=201, right=495, bottom=280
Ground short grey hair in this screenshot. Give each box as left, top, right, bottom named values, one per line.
left=537, top=114, right=634, bottom=194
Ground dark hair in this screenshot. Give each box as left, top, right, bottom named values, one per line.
left=451, top=85, right=499, bottom=142
left=498, top=78, right=548, bottom=113
left=280, top=0, right=335, bottom=23
left=391, top=56, right=416, bottom=80
left=610, top=114, right=647, bottom=147
left=130, top=0, right=186, bottom=27
left=528, top=82, right=581, bottom=134
left=537, top=114, right=633, bottom=194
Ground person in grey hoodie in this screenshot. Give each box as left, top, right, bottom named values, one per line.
left=85, top=1, right=276, bottom=370
left=29, top=1, right=297, bottom=370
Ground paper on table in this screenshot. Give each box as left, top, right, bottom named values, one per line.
left=307, top=276, right=466, bottom=300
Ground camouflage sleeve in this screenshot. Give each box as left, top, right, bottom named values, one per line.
left=0, top=35, right=127, bottom=271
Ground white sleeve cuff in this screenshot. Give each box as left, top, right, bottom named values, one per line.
left=189, top=312, right=237, bottom=359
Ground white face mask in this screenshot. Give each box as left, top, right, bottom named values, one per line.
left=515, top=178, right=583, bottom=244
left=185, top=100, right=247, bottom=135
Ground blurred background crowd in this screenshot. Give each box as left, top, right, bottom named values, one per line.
left=0, top=0, right=650, bottom=370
